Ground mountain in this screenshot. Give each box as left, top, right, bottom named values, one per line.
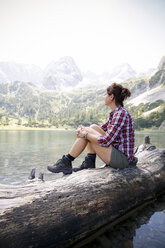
left=137, top=68, right=156, bottom=78
left=148, top=55, right=165, bottom=89
left=122, top=55, right=165, bottom=102
left=108, top=63, right=137, bottom=82
left=158, top=55, right=165, bottom=70
left=125, top=69, right=165, bottom=105
left=149, top=68, right=165, bottom=89
left=79, top=63, right=137, bottom=88
left=42, top=57, right=83, bottom=90
left=0, top=62, right=43, bottom=85
left=0, top=57, right=83, bottom=89
left=0, top=58, right=156, bottom=90
left=0, top=55, right=164, bottom=130
left=0, top=68, right=8, bottom=83
left=0, top=59, right=139, bottom=89
left=128, top=84, right=165, bottom=106
left=98, top=63, right=136, bottom=84
left=0, top=62, right=164, bottom=130
left=123, top=76, right=149, bottom=99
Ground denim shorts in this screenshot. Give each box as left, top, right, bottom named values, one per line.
left=109, top=146, right=130, bottom=169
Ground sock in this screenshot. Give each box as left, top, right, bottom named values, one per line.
left=87, top=153, right=96, bottom=163
left=65, top=154, right=75, bottom=162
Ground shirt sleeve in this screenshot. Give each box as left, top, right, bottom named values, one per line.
left=100, top=118, right=109, bottom=132
left=98, top=110, right=127, bottom=147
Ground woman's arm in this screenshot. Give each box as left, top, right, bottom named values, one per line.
left=100, top=118, right=109, bottom=132
left=77, top=126, right=100, bottom=144
left=98, top=110, right=127, bottom=147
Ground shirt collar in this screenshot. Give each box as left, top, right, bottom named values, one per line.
left=109, top=105, right=122, bottom=116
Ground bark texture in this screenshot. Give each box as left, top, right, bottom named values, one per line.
left=0, top=144, right=165, bottom=248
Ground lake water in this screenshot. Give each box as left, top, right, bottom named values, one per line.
left=0, top=130, right=165, bottom=247
left=0, top=130, right=164, bottom=185
left=83, top=193, right=165, bottom=248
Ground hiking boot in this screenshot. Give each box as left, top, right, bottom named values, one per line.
left=47, top=155, right=72, bottom=175
left=73, top=156, right=95, bottom=172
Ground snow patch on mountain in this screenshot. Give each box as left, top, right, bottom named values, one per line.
left=128, top=85, right=165, bottom=106
left=142, top=106, right=162, bottom=117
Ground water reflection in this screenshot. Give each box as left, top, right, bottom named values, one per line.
left=82, top=194, right=165, bottom=248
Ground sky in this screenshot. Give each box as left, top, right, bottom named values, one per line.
left=0, top=0, right=165, bottom=74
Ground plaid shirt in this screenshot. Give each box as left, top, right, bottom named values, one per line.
left=98, top=105, right=135, bottom=162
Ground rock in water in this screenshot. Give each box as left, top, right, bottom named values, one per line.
left=28, top=168, right=36, bottom=180
left=38, top=173, right=44, bottom=181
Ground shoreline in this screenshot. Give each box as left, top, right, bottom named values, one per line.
left=0, top=125, right=163, bottom=132
left=0, top=125, right=75, bottom=131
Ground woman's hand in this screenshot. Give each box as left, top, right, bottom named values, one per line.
left=77, top=126, right=88, bottom=138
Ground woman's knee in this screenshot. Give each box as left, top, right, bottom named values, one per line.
left=90, top=124, right=105, bottom=135
left=85, top=124, right=99, bottom=133
left=90, top=124, right=99, bottom=130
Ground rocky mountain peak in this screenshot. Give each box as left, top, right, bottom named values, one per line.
left=158, top=55, right=165, bottom=70
left=100, top=63, right=137, bottom=83
left=43, top=56, right=83, bottom=89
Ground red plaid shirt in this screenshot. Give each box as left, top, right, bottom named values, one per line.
left=98, top=105, right=135, bottom=162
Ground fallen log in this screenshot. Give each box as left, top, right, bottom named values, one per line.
left=0, top=138, right=165, bottom=248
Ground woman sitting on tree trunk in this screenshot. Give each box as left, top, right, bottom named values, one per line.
left=47, top=83, right=137, bottom=175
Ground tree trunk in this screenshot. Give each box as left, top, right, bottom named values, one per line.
left=0, top=144, right=165, bottom=248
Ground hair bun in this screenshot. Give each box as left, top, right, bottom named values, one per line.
left=106, top=83, right=131, bottom=106
left=121, top=88, right=131, bottom=99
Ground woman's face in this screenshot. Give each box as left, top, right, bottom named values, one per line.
left=104, top=93, right=114, bottom=106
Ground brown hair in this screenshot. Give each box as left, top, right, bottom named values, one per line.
left=107, top=83, right=131, bottom=107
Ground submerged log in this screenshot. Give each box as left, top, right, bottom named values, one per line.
left=0, top=139, right=165, bottom=248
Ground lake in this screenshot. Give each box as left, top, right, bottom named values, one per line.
left=0, top=130, right=165, bottom=247
left=0, top=130, right=164, bottom=185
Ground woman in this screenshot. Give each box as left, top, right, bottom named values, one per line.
left=47, top=83, right=136, bottom=175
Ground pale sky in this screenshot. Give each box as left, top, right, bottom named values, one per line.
left=0, top=0, right=165, bottom=73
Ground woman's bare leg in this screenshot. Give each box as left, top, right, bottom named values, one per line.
left=89, top=143, right=112, bottom=165
left=69, top=124, right=110, bottom=163
left=83, top=124, right=112, bottom=164
left=69, top=138, right=88, bottom=158
left=86, top=124, right=106, bottom=154
left=69, top=124, right=104, bottom=157
left=48, top=124, right=111, bottom=174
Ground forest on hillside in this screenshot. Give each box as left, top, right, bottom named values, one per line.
left=0, top=82, right=164, bottom=130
